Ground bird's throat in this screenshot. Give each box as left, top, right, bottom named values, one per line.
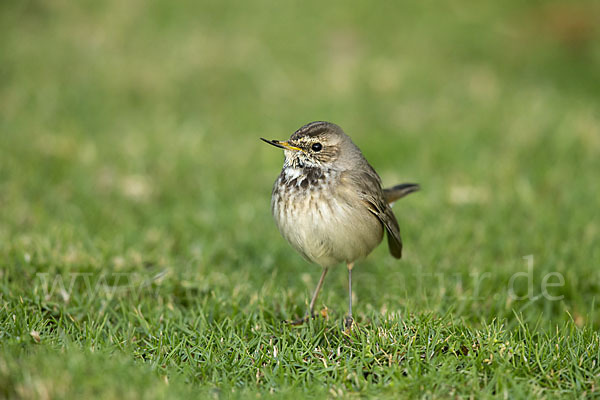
left=280, top=166, right=330, bottom=190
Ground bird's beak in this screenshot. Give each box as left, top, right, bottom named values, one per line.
left=260, top=138, right=302, bottom=151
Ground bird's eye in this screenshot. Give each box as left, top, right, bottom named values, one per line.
left=311, top=143, right=322, bottom=152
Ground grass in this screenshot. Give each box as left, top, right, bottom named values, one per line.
left=1, top=0, right=600, bottom=397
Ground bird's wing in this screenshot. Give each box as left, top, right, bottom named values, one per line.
left=344, top=166, right=403, bottom=259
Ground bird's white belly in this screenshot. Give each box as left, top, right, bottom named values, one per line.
left=272, top=178, right=383, bottom=267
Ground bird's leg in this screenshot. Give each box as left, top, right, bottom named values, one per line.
left=288, top=267, right=329, bottom=325
left=309, top=267, right=329, bottom=317
left=345, top=262, right=354, bottom=329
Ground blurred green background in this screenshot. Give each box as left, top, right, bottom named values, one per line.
left=1, top=0, right=600, bottom=397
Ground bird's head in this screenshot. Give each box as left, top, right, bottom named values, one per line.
left=261, top=121, right=361, bottom=170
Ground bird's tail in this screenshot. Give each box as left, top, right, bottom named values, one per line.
left=384, top=183, right=420, bottom=204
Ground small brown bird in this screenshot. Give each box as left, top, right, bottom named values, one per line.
left=262, top=121, right=418, bottom=326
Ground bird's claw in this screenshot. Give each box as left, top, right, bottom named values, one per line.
left=286, top=315, right=311, bottom=326
left=344, top=315, right=354, bottom=330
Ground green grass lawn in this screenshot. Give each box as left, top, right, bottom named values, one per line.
left=2, top=0, right=600, bottom=398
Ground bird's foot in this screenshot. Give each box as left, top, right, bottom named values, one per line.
left=285, top=307, right=329, bottom=326
left=344, top=315, right=354, bottom=331
left=286, top=315, right=311, bottom=326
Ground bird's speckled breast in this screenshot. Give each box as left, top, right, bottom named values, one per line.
left=271, top=167, right=384, bottom=267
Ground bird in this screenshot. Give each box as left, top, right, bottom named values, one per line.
left=261, top=121, right=419, bottom=327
